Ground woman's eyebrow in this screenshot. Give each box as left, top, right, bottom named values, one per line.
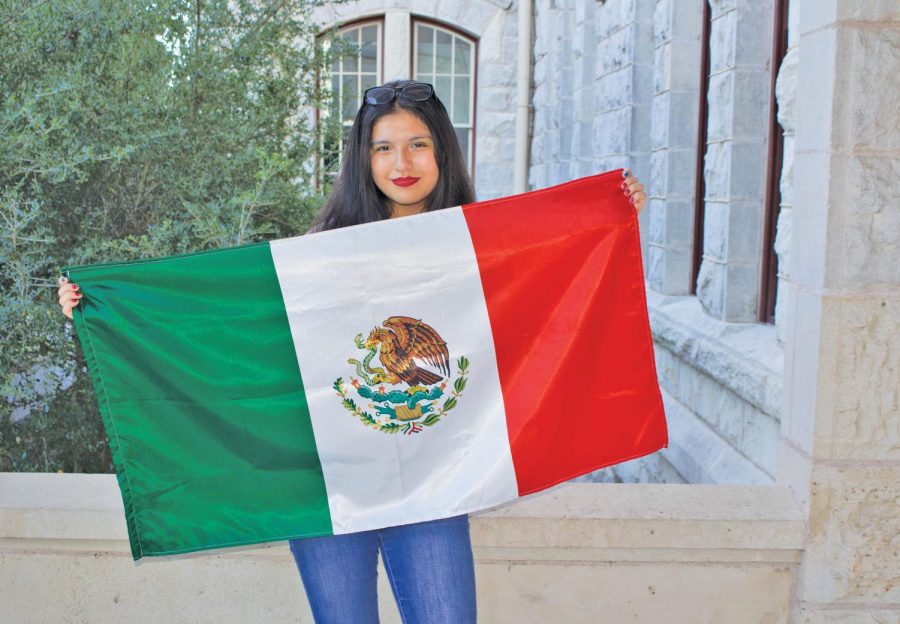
left=370, top=135, right=433, bottom=145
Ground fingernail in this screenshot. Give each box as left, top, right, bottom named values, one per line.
left=625, top=189, right=632, bottom=196
left=72, top=285, right=79, bottom=290
left=620, top=182, right=628, bottom=189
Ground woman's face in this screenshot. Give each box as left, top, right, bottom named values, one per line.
left=369, top=109, right=440, bottom=218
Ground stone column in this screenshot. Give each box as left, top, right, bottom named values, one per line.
left=696, top=0, right=774, bottom=321
left=779, top=1, right=900, bottom=621
left=647, top=0, right=703, bottom=295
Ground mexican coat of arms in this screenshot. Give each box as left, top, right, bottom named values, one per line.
left=333, top=316, right=469, bottom=435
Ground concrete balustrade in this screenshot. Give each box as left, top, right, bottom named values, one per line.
left=0, top=473, right=804, bottom=623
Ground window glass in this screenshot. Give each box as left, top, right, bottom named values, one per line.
left=413, top=22, right=475, bottom=177
left=320, top=21, right=383, bottom=185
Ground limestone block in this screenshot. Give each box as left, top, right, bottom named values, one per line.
left=478, top=11, right=507, bottom=63
left=775, top=46, right=798, bottom=132
left=707, top=68, right=738, bottom=135
left=664, top=146, right=698, bottom=198
left=648, top=289, right=783, bottom=413
left=794, top=27, right=838, bottom=153
left=710, top=10, right=737, bottom=74
left=660, top=247, right=693, bottom=295
left=717, top=200, right=764, bottom=263
left=479, top=61, right=516, bottom=88
left=596, top=0, right=633, bottom=39
left=697, top=257, right=758, bottom=321
left=723, top=261, right=761, bottom=321
left=666, top=91, right=700, bottom=147
left=660, top=386, right=775, bottom=483
left=705, top=140, right=767, bottom=200
left=731, top=69, right=771, bottom=139
left=701, top=200, right=727, bottom=260
left=740, top=408, right=780, bottom=479
left=653, top=42, right=670, bottom=95
left=653, top=0, right=673, bottom=44
left=577, top=120, right=594, bottom=159
left=822, top=295, right=900, bottom=461
left=798, top=0, right=900, bottom=36
left=477, top=110, right=516, bottom=136
left=703, top=140, right=731, bottom=200
left=788, top=149, right=830, bottom=290
left=647, top=189, right=666, bottom=242
left=648, top=243, right=667, bottom=286
left=593, top=107, right=632, bottom=157
left=709, top=0, right=737, bottom=20
left=533, top=53, right=548, bottom=85
left=596, top=25, right=634, bottom=75
left=733, top=0, right=774, bottom=65
left=596, top=67, right=634, bottom=111
left=663, top=200, right=695, bottom=247
left=826, top=153, right=900, bottom=289
left=479, top=85, right=515, bottom=114
left=780, top=283, right=822, bottom=457
left=669, top=43, right=703, bottom=92
left=802, top=464, right=900, bottom=603
left=836, top=30, right=900, bottom=153
left=477, top=559, right=792, bottom=623
left=644, top=142, right=669, bottom=189
left=668, top=347, right=755, bottom=451
left=779, top=133, right=795, bottom=206
left=798, top=608, right=900, bottom=624
left=773, top=270, right=793, bottom=345
left=453, top=0, right=504, bottom=40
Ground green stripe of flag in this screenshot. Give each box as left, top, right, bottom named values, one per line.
left=67, top=242, right=332, bottom=558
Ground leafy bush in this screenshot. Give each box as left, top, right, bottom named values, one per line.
left=0, top=0, right=346, bottom=472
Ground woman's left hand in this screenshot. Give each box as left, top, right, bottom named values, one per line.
left=622, top=170, right=646, bottom=215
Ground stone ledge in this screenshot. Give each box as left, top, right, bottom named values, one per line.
left=647, top=287, right=784, bottom=419
left=661, top=388, right=775, bottom=484
left=0, top=474, right=804, bottom=562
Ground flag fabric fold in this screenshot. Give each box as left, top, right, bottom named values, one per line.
left=67, top=169, right=667, bottom=560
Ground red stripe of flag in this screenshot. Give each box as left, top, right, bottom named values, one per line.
left=461, top=170, right=667, bottom=495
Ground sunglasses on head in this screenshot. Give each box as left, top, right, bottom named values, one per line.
left=363, top=82, right=435, bottom=106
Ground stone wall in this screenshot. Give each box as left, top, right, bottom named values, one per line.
left=0, top=473, right=805, bottom=624
left=777, top=1, right=900, bottom=620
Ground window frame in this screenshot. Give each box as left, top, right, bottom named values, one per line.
left=410, top=16, right=478, bottom=182
left=315, top=17, right=385, bottom=190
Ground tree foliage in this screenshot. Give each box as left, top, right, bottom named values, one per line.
left=0, top=0, right=345, bottom=471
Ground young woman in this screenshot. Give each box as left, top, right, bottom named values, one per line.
left=58, top=79, right=646, bottom=623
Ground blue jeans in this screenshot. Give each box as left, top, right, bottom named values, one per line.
left=289, top=515, right=477, bottom=624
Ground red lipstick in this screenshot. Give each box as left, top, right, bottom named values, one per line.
left=391, top=177, right=420, bottom=187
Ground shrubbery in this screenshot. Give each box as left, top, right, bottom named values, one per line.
left=1, top=0, right=344, bottom=471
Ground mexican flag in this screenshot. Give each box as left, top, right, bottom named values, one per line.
left=66, top=170, right=667, bottom=560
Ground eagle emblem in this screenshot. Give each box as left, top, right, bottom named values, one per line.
left=333, top=316, right=469, bottom=435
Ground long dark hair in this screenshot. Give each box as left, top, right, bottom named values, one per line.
left=310, top=79, right=475, bottom=232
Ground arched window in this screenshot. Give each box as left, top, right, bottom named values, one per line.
left=319, top=20, right=382, bottom=184
left=413, top=21, right=476, bottom=173
left=318, top=17, right=476, bottom=183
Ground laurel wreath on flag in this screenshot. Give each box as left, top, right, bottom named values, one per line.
left=333, top=355, right=469, bottom=435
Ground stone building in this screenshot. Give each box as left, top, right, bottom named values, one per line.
left=310, top=0, right=900, bottom=620
left=1, top=1, right=896, bottom=623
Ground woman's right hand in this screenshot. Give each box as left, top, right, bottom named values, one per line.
left=57, top=276, right=82, bottom=320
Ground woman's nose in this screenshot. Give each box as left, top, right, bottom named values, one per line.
left=394, top=150, right=411, bottom=171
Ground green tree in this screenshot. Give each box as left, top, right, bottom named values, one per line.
left=0, top=0, right=346, bottom=472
